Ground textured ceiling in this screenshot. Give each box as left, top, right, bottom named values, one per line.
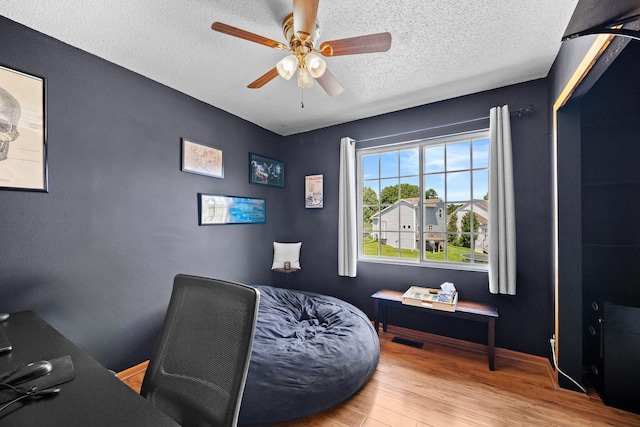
left=1, top=1, right=578, bottom=136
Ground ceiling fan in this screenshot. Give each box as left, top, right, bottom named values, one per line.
left=211, top=0, right=392, bottom=97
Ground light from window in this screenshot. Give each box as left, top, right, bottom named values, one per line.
left=358, top=131, right=490, bottom=267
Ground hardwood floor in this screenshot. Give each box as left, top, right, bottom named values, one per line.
left=118, top=325, right=640, bottom=426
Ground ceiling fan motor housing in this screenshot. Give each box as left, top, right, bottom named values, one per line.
left=282, top=13, right=319, bottom=56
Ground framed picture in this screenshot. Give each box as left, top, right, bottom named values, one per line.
left=181, top=138, right=223, bottom=178
left=0, top=64, right=48, bottom=192
left=249, top=152, right=284, bottom=188
left=198, top=193, right=266, bottom=225
left=305, top=174, right=324, bottom=209
left=182, top=138, right=224, bottom=178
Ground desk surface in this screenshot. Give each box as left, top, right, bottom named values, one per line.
left=0, top=311, right=177, bottom=427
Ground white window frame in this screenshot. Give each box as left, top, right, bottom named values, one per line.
left=357, top=130, right=490, bottom=271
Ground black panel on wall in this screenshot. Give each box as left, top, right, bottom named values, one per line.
left=544, top=33, right=635, bottom=392
left=581, top=41, right=640, bottom=308
left=282, top=79, right=553, bottom=357
left=0, top=17, right=285, bottom=371
left=580, top=41, right=640, bottom=400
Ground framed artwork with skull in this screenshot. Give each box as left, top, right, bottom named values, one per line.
left=0, top=64, right=48, bottom=192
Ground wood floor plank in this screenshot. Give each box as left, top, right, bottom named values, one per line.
left=119, top=325, right=640, bottom=426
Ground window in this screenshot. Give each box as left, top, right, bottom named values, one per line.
left=358, top=131, right=490, bottom=267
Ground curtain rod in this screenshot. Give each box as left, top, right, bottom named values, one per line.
left=354, top=104, right=535, bottom=144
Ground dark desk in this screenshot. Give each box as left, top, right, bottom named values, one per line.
left=372, top=290, right=499, bottom=370
left=0, top=311, right=177, bottom=426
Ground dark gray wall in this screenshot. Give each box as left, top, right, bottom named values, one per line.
left=0, top=17, right=285, bottom=371
left=280, top=80, right=553, bottom=357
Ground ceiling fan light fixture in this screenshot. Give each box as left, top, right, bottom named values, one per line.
left=276, top=55, right=299, bottom=80
left=305, top=53, right=326, bottom=78
left=297, top=67, right=314, bottom=88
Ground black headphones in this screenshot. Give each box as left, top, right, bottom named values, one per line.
left=0, top=360, right=61, bottom=414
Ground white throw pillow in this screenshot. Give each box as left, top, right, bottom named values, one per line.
left=271, top=242, right=302, bottom=270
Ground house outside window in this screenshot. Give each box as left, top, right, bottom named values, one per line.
left=358, top=130, right=490, bottom=268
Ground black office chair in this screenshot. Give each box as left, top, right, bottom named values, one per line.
left=141, top=274, right=260, bottom=427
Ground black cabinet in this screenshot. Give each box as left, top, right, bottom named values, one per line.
left=588, top=302, right=640, bottom=414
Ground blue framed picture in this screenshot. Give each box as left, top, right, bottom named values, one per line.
left=249, top=152, right=284, bottom=188
left=198, top=194, right=266, bottom=225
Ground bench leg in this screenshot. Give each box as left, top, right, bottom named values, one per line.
left=381, top=304, right=388, bottom=332
left=488, top=317, right=495, bottom=371
left=374, top=300, right=380, bottom=334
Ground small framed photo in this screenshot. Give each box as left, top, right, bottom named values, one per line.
left=181, top=138, right=223, bottom=178
left=0, top=64, right=48, bottom=192
left=305, top=174, right=323, bottom=209
left=249, top=152, right=284, bottom=188
left=198, top=193, right=266, bottom=225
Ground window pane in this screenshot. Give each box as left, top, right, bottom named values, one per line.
left=363, top=233, right=380, bottom=256
left=424, top=174, right=444, bottom=200
left=370, top=208, right=382, bottom=242
left=380, top=178, right=399, bottom=205
left=400, top=176, right=419, bottom=201
left=446, top=171, right=470, bottom=202
left=473, top=138, right=489, bottom=169
left=472, top=234, right=489, bottom=262
left=423, top=199, right=445, bottom=230
left=424, top=233, right=445, bottom=261
left=363, top=180, right=379, bottom=200
left=399, top=232, right=419, bottom=258
left=363, top=202, right=379, bottom=231
left=447, top=238, right=468, bottom=263
left=400, top=148, right=419, bottom=176
left=362, top=154, right=379, bottom=180
left=382, top=232, right=400, bottom=257
left=380, top=152, right=398, bottom=178
left=473, top=169, right=488, bottom=200
left=446, top=141, right=470, bottom=171
left=424, top=145, right=444, bottom=173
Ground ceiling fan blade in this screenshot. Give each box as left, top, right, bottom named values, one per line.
left=316, top=69, right=344, bottom=97
left=319, top=32, right=392, bottom=56
left=212, top=22, right=288, bottom=50
left=247, top=67, right=280, bottom=89
left=293, top=0, right=319, bottom=41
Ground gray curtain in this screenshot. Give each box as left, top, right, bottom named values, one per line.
left=338, top=137, right=357, bottom=277
left=488, top=106, right=517, bottom=295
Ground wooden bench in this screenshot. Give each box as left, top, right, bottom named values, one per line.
left=372, top=289, right=499, bottom=370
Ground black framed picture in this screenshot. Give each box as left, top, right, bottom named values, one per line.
left=249, top=152, right=284, bottom=188
left=198, top=193, right=266, bottom=225
left=0, top=64, right=48, bottom=192
left=305, top=174, right=323, bottom=209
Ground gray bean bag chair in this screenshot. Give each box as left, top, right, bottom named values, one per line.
left=238, top=286, right=379, bottom=424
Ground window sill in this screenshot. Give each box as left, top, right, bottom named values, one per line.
left=357, top=256, right=489, bottom=273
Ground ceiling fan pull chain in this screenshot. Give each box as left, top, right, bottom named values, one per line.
left=301, top=88, right=304, bottom=108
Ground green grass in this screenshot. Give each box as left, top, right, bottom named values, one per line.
left=362, top=236, right=482, bottom=263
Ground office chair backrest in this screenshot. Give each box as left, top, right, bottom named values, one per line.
left=141, top=274, right=260, bottom=427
